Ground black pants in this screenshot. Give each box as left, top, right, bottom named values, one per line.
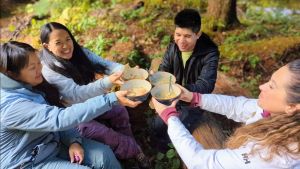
left=148, top=106, right=204, bottom=151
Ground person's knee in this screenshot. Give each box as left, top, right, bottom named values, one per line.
left=77, top=121, right=101, bottom=138
left=115, top=106, right=130, bottom=119
left=153, top=116, right=166, bottom=130
left=148, top=115, right=167, bottom=137
left=86, top=142, right=121, bottom=169
left=99, top=146, right=121, bottom=169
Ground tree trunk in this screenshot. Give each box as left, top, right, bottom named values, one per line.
left=206, top=0, right=239, bottom=30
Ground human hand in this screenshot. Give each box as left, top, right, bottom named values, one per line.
left=115, top=91, right=142, bottom=108
left=108, top=72, right=124, bottom=85
left=69, top=142, right=84, bottom=164
left=177, top=85, right=193, bottom=103
left=149, top=70, right=155, bottom=75
left=151, top=97, right=178, bottom=115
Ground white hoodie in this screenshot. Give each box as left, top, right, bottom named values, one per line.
left=167, top=94, right=300, bottom=169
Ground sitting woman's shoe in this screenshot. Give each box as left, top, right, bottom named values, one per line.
left=135, top=152, right=151, bottom=169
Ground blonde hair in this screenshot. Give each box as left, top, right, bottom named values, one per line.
left=226, top=112, right=300, bottom=160
left=226, top=59, right=300, bottom=161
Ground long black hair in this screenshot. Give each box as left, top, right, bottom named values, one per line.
left=40, top=22, right=106, bottom=85
left=0, top=41, right=64, bottom=107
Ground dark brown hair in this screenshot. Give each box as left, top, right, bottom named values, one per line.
left=40, top=22, right=106, bottom=85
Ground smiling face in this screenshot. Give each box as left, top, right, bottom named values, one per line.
left=174, top=27, right=200, bottom=52
left=14, top=52, right=43, bottom=86
left=258, top=66, right=294, bottom=115
left=43, top=29, right=74, bottom=60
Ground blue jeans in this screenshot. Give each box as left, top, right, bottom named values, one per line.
left=33, top=138, right=121, bottom=169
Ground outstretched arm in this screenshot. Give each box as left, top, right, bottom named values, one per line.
left=152, top=97, right=281, bottom=169
left=178, top=85, right=263, bottom=123
left=3, top=90, right=140, bottom=132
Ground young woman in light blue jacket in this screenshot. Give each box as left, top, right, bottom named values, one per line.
left=152, top=59, right=300, bottom=169
left=39, top=22, right=149, bottom=168
left=0, top=41, right=140, bottom=169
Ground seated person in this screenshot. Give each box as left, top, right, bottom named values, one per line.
left=0, top=41, right=140, bottom=169
left=152, top=59, right=300, bottom=168
left=39, top=22, right=149, bottom=168
left=151, top=8, right=220, bottom=145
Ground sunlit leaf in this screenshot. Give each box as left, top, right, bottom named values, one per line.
left=156, top=152, right=165, bottom=160
left=166, top=149, right=176, bottom=159
left=172, top=158, right=181, bottom=169
left=8, top=24, right=16, bottom=32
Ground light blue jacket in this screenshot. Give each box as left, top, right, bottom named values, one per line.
left=42, top=48, right=124, bottom=106
left=0, top=73, right=119, bottom=169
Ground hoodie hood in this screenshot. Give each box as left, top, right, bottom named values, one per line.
left=193, top=32, right=218, bottom=55
left=0, top=73, right=32, bottom=90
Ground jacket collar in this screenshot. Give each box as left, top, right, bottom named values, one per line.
left=192, top=32, right=218, bottom=55
left=0, top=73, right=32, bottom=90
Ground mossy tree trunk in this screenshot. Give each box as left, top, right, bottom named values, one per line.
left=206, top=0, right=240, bottom=31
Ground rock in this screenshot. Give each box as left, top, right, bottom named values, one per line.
left=214, top=71, right=251, bottom=97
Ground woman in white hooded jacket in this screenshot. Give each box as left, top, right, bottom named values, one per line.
left=152, top=59, right=300, bottom=169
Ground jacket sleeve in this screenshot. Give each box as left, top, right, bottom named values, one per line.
left=82, top=48, right=124, bottom=75
left=167, top=116, right=288, bottom=169
left=185, top=50, right=219, bottom=93
left=42, top=65, right=112, bottom=104
left=2, top=93, right=118, bottom=131
left=158, top=44, right=173, bottom=72
left=200, top=94, right=263, bottom=123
